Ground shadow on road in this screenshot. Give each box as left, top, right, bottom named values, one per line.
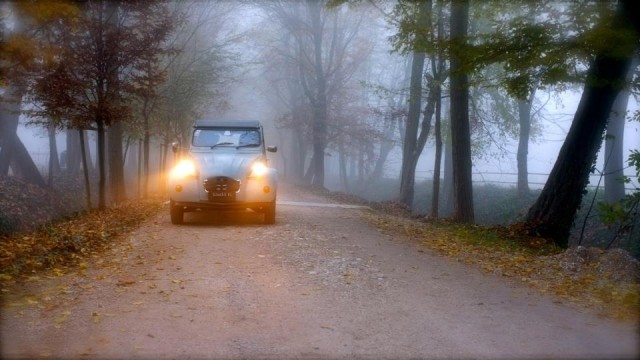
left=179, top=209, right=268, bottom=226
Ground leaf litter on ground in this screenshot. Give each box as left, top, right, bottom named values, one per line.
left=0, top=196, right=164, bottom=290
left=364, top=211, right=639, bottom=322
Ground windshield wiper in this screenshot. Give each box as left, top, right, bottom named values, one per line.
left=236, top=143, right=260, bottom=149
left=211, top=142, right=234, bottom=149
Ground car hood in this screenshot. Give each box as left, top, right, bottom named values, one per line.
left=192, top=151, right=262, bottom=179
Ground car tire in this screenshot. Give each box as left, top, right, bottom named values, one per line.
left=264, top=201, right=276, bottom=225
left=170, top=201, right=184, bottom=225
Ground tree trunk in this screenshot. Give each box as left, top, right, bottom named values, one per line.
left=431, top=87, right=443, bottom=217
left=310, top=1, right=328, bottom=189
left=108, top=121, right=126, bottom=204
left=66, top=129, right=81, bottom=175
left=303, top=152, right=315, bottom=185
left=398, top=0, right=431, bottom=208
left=398, top=50, right=426, bottom=207
left=516, top=93, right=534, bottom=200
left=79, top=129, right=92, bottom=210
left=431, top=0, right=446, bottom=218
left=338, top=137, right=349, bottom=192
left=442, top=134, right=454, bottom=216
left=0, top=87, right=21, bottom=176
left=0, top=86, right=45, bottom=187
left=449, top=0, right=474, bottom=223
left=47, top=122, right=61, bottom=187
left=604, top=64, right=634, bottom=205
left=525, top=0, right=639, bottom=247
left=97, top=119, right=107, bottom=210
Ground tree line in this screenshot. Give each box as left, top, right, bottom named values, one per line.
left=258, top=0, right=639, bottom=248
left=1, top=1, right=237, bottom=210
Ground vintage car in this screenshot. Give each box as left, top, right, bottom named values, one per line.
left=168, top=120, right=278, bottom=225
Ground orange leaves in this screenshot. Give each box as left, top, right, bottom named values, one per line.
left=0, top=197, right=163, bottom=283
left=14, top=1, right=80, bottom=23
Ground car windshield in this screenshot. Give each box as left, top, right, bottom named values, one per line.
left=192, top=129, right=261, bottom=148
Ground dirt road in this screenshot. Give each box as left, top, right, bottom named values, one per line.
left=1, top=185, right=638, bottom=359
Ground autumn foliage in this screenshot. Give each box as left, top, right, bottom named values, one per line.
left=0, top=196, right=163, bottom=282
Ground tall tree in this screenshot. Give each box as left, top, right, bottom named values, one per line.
left=0, top=2, right=74, bottom=187
left=30, top=1, right=175, bottom=209
left=429, top=0, right=446, bottom=217
left=262, top=0, right=368, bottom=188
left=516, top=86, right=537, bottom=200
left=525, top=0, right=639, bottom=247
left=449, top=0, right=474, bottom=223
left=399, top=49, right=426, bottom=206
left=392, top=0, right=437, bottom=208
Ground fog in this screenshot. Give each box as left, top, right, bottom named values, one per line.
left=5, top=0, right=640, bottom=213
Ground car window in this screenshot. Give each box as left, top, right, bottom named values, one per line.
left=192, top=129, right=261, bottom=147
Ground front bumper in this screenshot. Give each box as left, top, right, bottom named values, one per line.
left=169, top=170, right=277, bottom=212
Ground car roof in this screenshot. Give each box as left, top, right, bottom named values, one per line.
left=193, top=120, right=261, bottom=129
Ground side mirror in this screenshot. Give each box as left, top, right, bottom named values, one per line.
left=172, top=142, right=180, bottom=154
left=267, top=146, right=278, bottom=153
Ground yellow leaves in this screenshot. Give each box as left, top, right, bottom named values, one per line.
left=116, top=279, right=136, bottom=287
left=24, top=295, right=39, bottom=305
left=343, top=272, right=353, bottom=285
left=15, top=1, right=80, bottom=23
left=0, top=197, right=163, bottom=282
left=92, top=312, right=102, bottom=324
left=53, top=310, right=71, bottom=324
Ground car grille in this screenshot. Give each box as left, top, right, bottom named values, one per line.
left=203, top=176, right=240, bottom=193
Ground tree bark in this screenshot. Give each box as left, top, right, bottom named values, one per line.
left=0, top=85, right=45, bottom=187
left=398, top=0, right=431, bottom=208
left=47, top=122, right=61, bottom=187
left=65, top=129, right=81, bottom=175
left=449, top=0, right=474, bottom=223
left=79, top=129, right=92, bottom=210
left=431, top=86, right=443, bottom=217
left=309, top=0, right=328, bottom=188
left=108, top=120, right=126, bottom=204
left=399, top=51, right=426, bottom=207
left=525, top=0, right=639, bottom=247
left=604, top=62, right=634, bottom=205
left=516, top=92, right=534, bottom=200
left=431, top=0, right=446, bottom=218
left=97, top=118, right=107, bottom=210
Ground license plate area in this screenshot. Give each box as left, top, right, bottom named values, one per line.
left=203, top=176, right=240, bottom=202
left=208, top=192, right=236, bottom=202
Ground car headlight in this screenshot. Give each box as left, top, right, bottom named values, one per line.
left=249, top=161, right=268, bottom=178
left=170, top=159, right=198, bottom=179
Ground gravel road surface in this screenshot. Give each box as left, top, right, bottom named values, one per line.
left=1, top=185, right=638, bottom=359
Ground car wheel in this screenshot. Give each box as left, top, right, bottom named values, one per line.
left=170, top=201, right=184, bottom=225
left=264, top=201, right=276, bottom=225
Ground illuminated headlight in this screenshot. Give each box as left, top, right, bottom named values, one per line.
left=170, top=159, right=198, bottom=179
left=249, top=161, right=268, bottom=178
